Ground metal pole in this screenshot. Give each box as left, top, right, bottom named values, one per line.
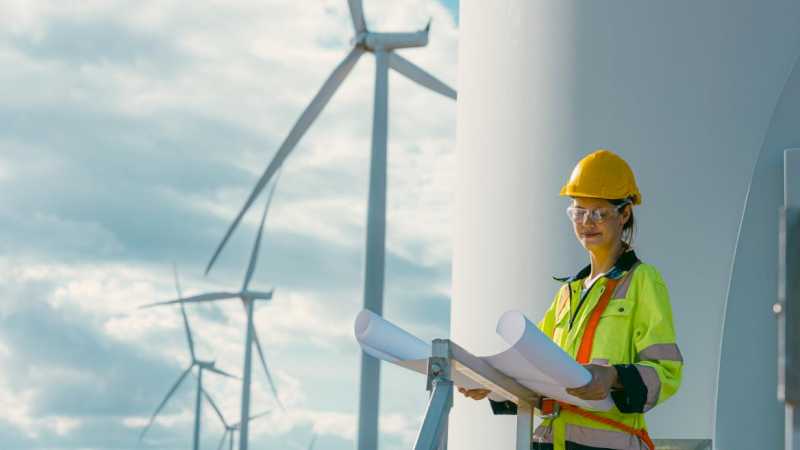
left=193, top=367, right=203, bottom=450
left=414, top=341, right=453, bottom=450
left=239, top=299, right=255, bottom=450
left=357, top=46, right=390, bottom=450
left=437, top=414, right=449, bottom=450
left=414, top=378, right=453, bottom=450
left=413, top=378, right=453, bottom=450
left=515, top=402, right=533, bottom=450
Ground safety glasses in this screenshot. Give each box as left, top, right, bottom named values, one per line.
left=566, top=200, right=630, bottom=224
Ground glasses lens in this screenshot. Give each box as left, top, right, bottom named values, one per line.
left=593, top=209, right=609, bottom=222
left=567, top=207, right=586, bottom=222
left=568, top=206, right=617, bottom=223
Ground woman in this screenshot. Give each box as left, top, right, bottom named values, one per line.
left=460, top=149, right=683, bottom=450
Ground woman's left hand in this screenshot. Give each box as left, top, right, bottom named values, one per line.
left=565, top=364, right=619, bottom=400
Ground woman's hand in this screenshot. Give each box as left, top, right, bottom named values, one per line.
left=458, top=387, right=491, bottom=401
left=565, top=364, right=620, bottom=400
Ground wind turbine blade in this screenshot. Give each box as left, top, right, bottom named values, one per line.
left=348, top=0, right=366, bottom=33
left=173, top=264, right=196, bottom=361
left=139, top=366, right=192, bottom=441
left=247, top=289, right=274, bottom=301
left=388, top=52, right=457, bottom=100
left=251, top=326, right=284, bottom=410
left=202, top=387, right=228, bottom=428
left=242, top=169, right=282, bottom=292
left=140, top=292, right=240, bottom=308
left=248, top=410, right=272, bottom=422
left=217, top=430, right=229, bottom=450
left=207, top=365, right=238, bottom=380
left=204, top=47, right=365, bottom=276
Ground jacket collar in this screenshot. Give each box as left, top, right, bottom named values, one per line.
left=552, top=248, right=640, bottom=283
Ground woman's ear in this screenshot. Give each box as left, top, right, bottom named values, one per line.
left=621, top=204, right=632, bottom=226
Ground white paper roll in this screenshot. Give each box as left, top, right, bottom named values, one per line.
left=496, top=310, right=592, bottom=388
left=354, top=309, right=431, bottom=361
left=353, top=308, right=613, bottom=411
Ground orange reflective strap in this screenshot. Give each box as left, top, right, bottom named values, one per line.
left=575, top=278, right=620, bottom=364
left=557, top=402, right=656, bottom=450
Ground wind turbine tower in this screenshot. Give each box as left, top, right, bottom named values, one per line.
left=139, top=266, right=238, bottom=450
left=157, top=176, right=283, bottom=450
left=203, top=387, right=271, bottom=450
left=203, top=3, right=456, bottom=449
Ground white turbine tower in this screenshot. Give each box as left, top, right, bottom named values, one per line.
left=139, top=266, right=238, bottom=450
left=202, top=388, right=271, bottom=450
left=203, top=3, right=456, bottom=449
left=153, top=175, right=283, bottom=450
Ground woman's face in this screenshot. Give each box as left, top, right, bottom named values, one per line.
left=569, top=197, right=630, bottom=252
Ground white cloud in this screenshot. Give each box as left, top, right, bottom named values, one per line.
left=0, top=0, right=457, bottom=448
left=52, top=416, right=82, bottom=436
left=0, top=382, right=37, bottom=438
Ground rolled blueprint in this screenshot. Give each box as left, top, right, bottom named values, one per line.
left=353, top=308, right=613, bottom=411
left=355, top=309, right=492, bottom=389
left=495, top=310, right=591, bottom=388
left=488, top=310, right=611, bottom=410
left=354, top=309, right=430, bottom=362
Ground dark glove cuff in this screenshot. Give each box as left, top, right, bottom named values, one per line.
left=610, top=364, right=648, bottom=413
left=489, top=399, right=518, bottom=415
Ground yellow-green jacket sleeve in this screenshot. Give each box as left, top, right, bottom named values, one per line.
left=612, top=265, right=683, bottom=413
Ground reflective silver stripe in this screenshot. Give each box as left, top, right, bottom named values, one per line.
left=638, top=343, right=684, bottom=362
left=612, top=261, right=641, bottom=298
left=565, top=423, right=648, bottom=450
left=590, top=358, right=610, bottom=366
left=532, top=424, right=553, bottom=443
left=635, top=364, right=661, bottom=411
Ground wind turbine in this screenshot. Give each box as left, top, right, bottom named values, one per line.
left=202, top=388, right=271, bottom=450
left=203, top=2, right=456, bottom=449
left=307, top=433, right=318, bottom=450
left=139, top=266, right=238, bottom=450
left=150, top=174, right=283, bottom=450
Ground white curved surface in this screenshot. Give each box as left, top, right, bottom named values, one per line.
left=453, top=1, right=800, bottom=448
left=354, top=309, right=430, bottom=363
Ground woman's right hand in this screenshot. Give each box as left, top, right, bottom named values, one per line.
left=458, top=387, right=491, bottom=400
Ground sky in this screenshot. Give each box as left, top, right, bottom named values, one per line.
left=0, top=1, right=458, bottom=449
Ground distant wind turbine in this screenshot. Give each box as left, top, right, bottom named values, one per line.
left=202, top=388, right=271, bottom=450
left=307, top=433, right=318, bottom=450
left=150, top=173, right=283, bottom=450
left=139, top=265, right=238, bottom=450
left=203, top=2, right=456, bottom=450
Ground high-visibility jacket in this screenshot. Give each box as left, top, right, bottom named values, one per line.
left=490, top=248, right=683, bottom=450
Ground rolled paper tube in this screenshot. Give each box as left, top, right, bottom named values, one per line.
left=496, top=310, right=592, bottom=388
left=354, top=309, right=431, bottom=361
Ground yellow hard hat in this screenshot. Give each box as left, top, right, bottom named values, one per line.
left=559, top=149, right=642, bottom=205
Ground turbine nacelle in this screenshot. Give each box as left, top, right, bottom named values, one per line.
left=197, top=360, right=217, bottom=370
left=362, top=26, right=430, bottom=51
left=240, top=289, right=274, bottom=302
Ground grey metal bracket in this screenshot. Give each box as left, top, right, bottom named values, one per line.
left=412, top=339, right=537, bottom=450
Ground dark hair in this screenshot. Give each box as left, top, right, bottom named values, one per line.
left=609, top=197, right=636, bottom=249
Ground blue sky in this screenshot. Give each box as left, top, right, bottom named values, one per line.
left=0, top=1, right=458, bottom=449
